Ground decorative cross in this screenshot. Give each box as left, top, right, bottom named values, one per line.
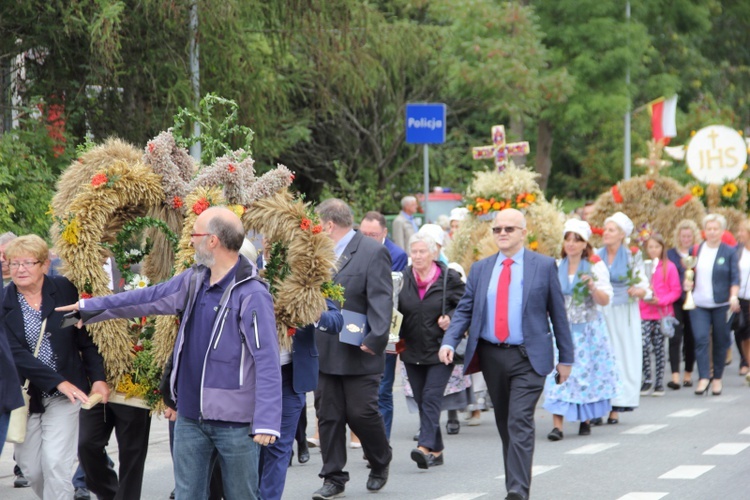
left=635, top=139, right=672, bottom=176
left=472, top=125, right=530, bottom=172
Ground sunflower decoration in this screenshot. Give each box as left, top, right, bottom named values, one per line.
left=690, top=183, right=706, bottom=205
left=720, top=181, right=741, bottom=207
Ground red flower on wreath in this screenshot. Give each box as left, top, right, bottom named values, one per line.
left=287, top=327, right=297, bottom=337
left=300, top=218, right=312, bottom=231
left=591, top=226, right=604, bottom=236
left=192, top=198, right=210, bottom=215
left=172, top=196, right=183, bottom=209
left=133, top=345, right=145, bottom=352
left=589, top=254, right=602, bottom=264
left=148, top=142, right=155, bottom=153
left=91, top=173, right=108, bottom=187
left=611, top=185, right=623, bottom=204
left=80, top=292, right=93, bottom=299
left=646, top=180, right=655, bottom=190
left=228, top=164, right=236, bottom=173
left=312, top=224, right=323, bottom=234
left=674, top=194, right=692, bottom=207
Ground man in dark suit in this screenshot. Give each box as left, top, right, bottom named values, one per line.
left=439, top=208, right=573, bottom=500
left=312, top=199, right=393, bottom=500
left=359, top=211, right=406, bottom=441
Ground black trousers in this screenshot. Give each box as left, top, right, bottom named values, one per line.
left=78, top=403, right=151, bottom=500
left=479, top=341, right=545, bottom=500
left=314, top=372, right=392, bottom=486
left=669, top=298, right=696, bottom=374
left=404, top=362, right=453, bottom=452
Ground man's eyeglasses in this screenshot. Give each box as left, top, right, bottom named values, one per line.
left=190, top=233, right=212, bottom=238
left=9, top=261, right=41, bottom=270
left=491, top=226, right=522, bottom=235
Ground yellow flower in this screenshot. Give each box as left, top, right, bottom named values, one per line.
left=691, top=185, right=704, bottom=197
left=529, top=241, right=539, bottom=250
left=492, top=202, right=501, bottom=210
left=525, top=193, right=536, bottom=203
left=61, top=218, right=81, bottom=245
left=467, top=204, right=474, bottom=212
left=744, top=164, right=748, bottom=171
left=721, top=182, right=738, bottom=198
left=228, top=204, right=246, bottom=218
left=690, top=130, right=696, bottom=137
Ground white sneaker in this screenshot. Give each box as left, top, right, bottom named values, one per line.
left=307, top=437, right=320, bottom=448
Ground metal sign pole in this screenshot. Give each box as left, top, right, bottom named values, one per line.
left=423, top=144, right=429, bottom=224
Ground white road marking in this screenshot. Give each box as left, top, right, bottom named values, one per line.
left=622, top=424, right=668, bottom=435
left=431, top=494, right=487, bottom=500
left=566, top=443, right=619, bottom=454
left=667, top=408, right=708, bottom=418
left=659, top=465, right=714, bottom=479
left=616, top=493, right=669, bottom=500
left=703, top=442, right=750, bottom=455
left=495, top=464, right=560, bottom=480
left=740, top=426, right=750, bottom=435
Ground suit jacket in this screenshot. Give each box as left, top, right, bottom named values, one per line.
left=667, top=247, right=688, bottom=301
left=442, top=250, right=573, bottom=376
left=392, top=213, right=415, bottom=250
left=292, top=298, right=343, bottom=393
left=0, top=286, right=23, bottom=414
left=316, top=231, right=393, bottom=376
left=384, top=238, right=408, bottom=272
left=2, top=276, right=106, bottom=412
left=690, top=242, right=739, bottom=304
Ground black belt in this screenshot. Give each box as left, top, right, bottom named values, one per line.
left=479, top=338, right=522, bottom=349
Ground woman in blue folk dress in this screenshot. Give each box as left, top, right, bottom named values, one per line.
left=545, top=219, right=619, bottom=440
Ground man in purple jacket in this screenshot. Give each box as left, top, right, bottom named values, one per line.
left=58, top=207, right=281, bottom=500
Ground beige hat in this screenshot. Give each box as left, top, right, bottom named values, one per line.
left=449, top=207, right=470, bottom=222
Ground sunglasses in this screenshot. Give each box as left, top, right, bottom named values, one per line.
left=491, top=226, right=522, bottom=234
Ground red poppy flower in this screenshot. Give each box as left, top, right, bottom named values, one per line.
left=228, top=164, right=236, bottom=173
left=192, top=198, right=210, bottom=215
left=589, top=255, right=602, bottom=264
left=312, top=224, right=323, bottom=234
left=611, top=185, right=623, bottom=204
left=591, top=227, right=604, bottom=236
left=80, top=292, right=93, bottom=299
left=300, top=218, right=312, bottom=231
left=287, top=327, right=297, bottom=337
left=133, top=345, right=145, bottom=352
left=674, top=194, right=692, bottom=207
left=91, top=173, right=108, bottom=187
left=172, top=196, right=183, bottom=209
left=646, top=180, right=655, bottom=190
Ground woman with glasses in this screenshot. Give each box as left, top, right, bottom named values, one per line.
left=598, top=212, right=650, bottom=425
left=2, top=235, right=108, bottom=500
left=544, top=219, right=617, bottom=441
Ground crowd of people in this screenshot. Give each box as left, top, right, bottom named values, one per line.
left=0, top=195, right=748, bottom=500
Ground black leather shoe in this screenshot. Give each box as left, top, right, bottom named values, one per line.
left=579, top=422, right=591, bottom=436
left=298, top=443, right=310, bottom=464
left=312, top=481, right=345, bottom=500
left=590, top=417, right=603, bottom=426
left=413, top=429, right=420, bottom=441
left=607, top=417, right=619, bottom=425
left=667, top=381, right=681, bottom=390
left=14, top=473, right=30, bottom=488
left=366, top=467, right=389, bottom=491
left=170, top=489, right=175, bottom=500
left=446, top=419, right=460, bottom=435
left=547, top=428, right=563, bottom=441
left=506, top=491, right=525, bottom=500
left=74, top=488, right=91, bottom=500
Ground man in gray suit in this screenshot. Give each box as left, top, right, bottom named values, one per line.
left=391, top=196, right=419, bottom=250
left=312, top=199, right=393, bottom=500
left=439, top=208, right=573, bottom=500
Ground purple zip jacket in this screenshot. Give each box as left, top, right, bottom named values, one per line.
left=78, top=256, right=281, bottom=437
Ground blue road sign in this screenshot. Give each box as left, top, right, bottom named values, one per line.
left=406, top=103, right=446, bottom=144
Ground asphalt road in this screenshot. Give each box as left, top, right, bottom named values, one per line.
left=3, top=357, right=750, bottom=499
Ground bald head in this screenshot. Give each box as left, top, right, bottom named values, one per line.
left=494, top=208, right=526, bottom=229
left=197, top=207, right=245, bottom=251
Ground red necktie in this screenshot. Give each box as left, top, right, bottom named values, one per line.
left=495, top=258, right=513, bottom=342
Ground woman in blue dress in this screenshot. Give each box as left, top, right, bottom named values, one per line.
left=545, top=219, right=619, bottom=440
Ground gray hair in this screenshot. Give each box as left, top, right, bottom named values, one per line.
left=401, top=196, right=417, bottom=208
left=703, top=213, right=727, bottom=231
left=206, top=214, right=245, bottom=251
left=0, top=232, right=18, bottom=247
left=316, top=198, right=354, bottom=228
left=408, top=232, right=438, bottom=256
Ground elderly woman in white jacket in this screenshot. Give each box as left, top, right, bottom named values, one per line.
left=597, top=212, right=651, bottom=424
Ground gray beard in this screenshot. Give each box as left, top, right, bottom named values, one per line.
left=194, top=248, right=215, bottom=268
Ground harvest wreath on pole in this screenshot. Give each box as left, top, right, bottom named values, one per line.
left=51, top=118, right=339, bottom=410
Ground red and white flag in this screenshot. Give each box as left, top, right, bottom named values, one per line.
left=648, top=95, right=677, bottom=144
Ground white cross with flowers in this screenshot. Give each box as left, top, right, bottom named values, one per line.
left=472, top=125, right=530, bottom=172
left=635, top=139, right=672, bottom=175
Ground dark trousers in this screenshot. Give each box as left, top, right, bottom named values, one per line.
left=78, top=403, right=151, bottom=500
left=259, top=363, right=305, bottom=500
left=295, top=401, right=307, bottom=449
left=479, top=342, right=545, bottom=500
left=377, top=353, right=398, bottom=440
left=404, top=362, right=453, bottom=452
left=314, top=372, right=392, bottom=486
left=669, top=298, right=696, bottom=374
left=690, top=305, right=731, bottom=380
